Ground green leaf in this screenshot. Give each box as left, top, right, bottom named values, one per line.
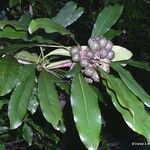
left=23, top=123, right=33, bottom=146
left=8, top=73, right=35, bottom=129
left=0, top=143, right=5, bottom=150
left=127, top=59, right=150, bottom=71
left=101, top=72, right=150, bottom=141
left=19, top=13, right=32, bottom=28
left=53, top=1, right=84, bottom=27
left=92, top=4, right=123, bottom=37
left=46, top=72, right=70, bottom=94
left=0, top=20, right=26, bottom=30
left=28, top=18, right=70, bottom=35
left=0, top=27, right=26, bottom=39
left=112, top=45, right=133, bottom=62
left=28, top=88, right=39, bottom=114
left=0, top=44, right=34, bottom=55
left=65, top=63, right=81, bottom=78
left=38, top=70, right=63, bottom=131
left=104, top=29, right=122, bottom=40
left=9, top=0, right=22, bottom=8
left=0, top=56, right=19, bottom=96
left=0, top=126, right=9, bottom=134
left=71, top=73, right=101, bottom=150
left=111, top=63, right=150, bottom=107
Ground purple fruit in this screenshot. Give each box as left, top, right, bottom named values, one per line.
left=84, top=66, right=95, bottom=77
left=88, top=38, right=101, bottom=51
left=107, top=51, right=115, bottom=60
left=105, top=41, right=113, bottom=50
left=100, top=48, right=108, bottom=58
left=72, top=53, right=80, bottom=62
left=70, top=46, right=80, bottom=55
left=99, top=38, right=107, bottom=48
left=100, top=64, right=110, bottom=73
left=80, top=58, right=90, bottom=68
left=86, top=50, right=94, bottom=59
left=92, top=72, right=100, bottom=82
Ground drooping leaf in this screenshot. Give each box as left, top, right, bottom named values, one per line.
left=101, top=71, right=150, bottom=141
left=0, top=27, right=26, bottom=39
left=0, top=20, right=26, bottom=30
left=127, top=59, right=150, bottom=71
left=112, top=45, right=133, bottom=62
left=8, top=73, right=35, bottom=129
left=111, top=63, right=150, bottom=107
left=53, top=1, right=84, bottom=27
left=38, top=70, right=63, bottom=131
left=23, top=123, right=33, bottom=146
left=104, top=29, right=122, bottom=40
left=9, top=0, right=22, bottom=8
left=28, top=18, right=70, bottom=35
left=71, top=73, right=101, bottom=150
left=0, top=56, right=19, bottom=96
left=92, top=4, right=123, bottom=37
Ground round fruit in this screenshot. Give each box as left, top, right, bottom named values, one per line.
left=92, top=72, right=100, bottom=82
left=80, top=58, right=90, bottom=68
left=88, top=37, right=95, bottom=46
left=85, top=77, right=93, bottom=83
left=100, top=48, right=108, bottom=58
left=70, top=46, right=80, bottom=55
left=101, top=58, right=110, bottom=64
left=88, top=39, right=101, bottom=51
left=107, top=51, right=115, bottom=60
left=105, top=41, right=113, bottom=50
left=84, top=66, right=95, bottom=77
left=72, top=53, right=80, bottom=62
left=101, top=64, right=110, bottom=73
left=99, top=38, right=107, bottom=48
left=86, top=50, right=94, bottom=59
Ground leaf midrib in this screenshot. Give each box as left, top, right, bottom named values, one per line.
left=78, top=74, right=90, bottom=126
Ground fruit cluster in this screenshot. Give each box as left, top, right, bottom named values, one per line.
left=70, top=36, right=115, bottom=83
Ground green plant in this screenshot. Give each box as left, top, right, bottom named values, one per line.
left=0, top=1, right=149, bottom=149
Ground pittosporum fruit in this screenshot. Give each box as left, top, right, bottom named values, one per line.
left=80, top=58, right=90, bottom=68
left=70, top=46, right=80, bottom=56
left=72, top=53, right=80, bottom=62
left=84, top=66, right=95, bottom=77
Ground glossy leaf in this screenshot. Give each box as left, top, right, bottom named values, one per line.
left=8, top=73, right=35, bottom=129
left=112, top=45, right=133, bottom=62
left=71, top=73, right=101, bottom=150
left=9, top=0, right=22, bottom=8
left=0, top=56, right=19, bottom=96
left=23, top=123, right=33, bottom=146
left=19, top=13, right=32, bottom=28
left=101, top=71, right=150, bottom=141
left=38, top=70, right=63, bottom=131
left=111, top=63, right=150, bottom=107
left=28, top=18, right=70, bottom=35
left=28, top=88, right=39, bottom=114
left=127, top=59, right=150, bottom=71
left=0, top=27, right=26, bottom=39
left=53, top=1, right=84, bottom=27
left=92, top=4, right=123, bottom=37
left=0, top=20, right=26, bottom=30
